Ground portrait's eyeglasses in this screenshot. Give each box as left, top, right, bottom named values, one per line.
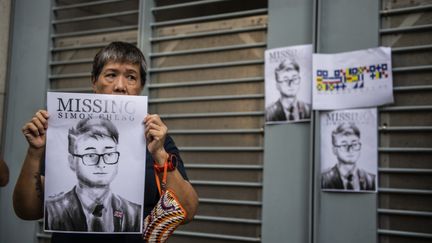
left=276, top=76, right=301, bottom=85
left=334, top=142, right=361, bottom=152
left=72, top=152, right=120, bottom=166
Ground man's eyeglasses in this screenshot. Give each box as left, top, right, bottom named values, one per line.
left=276, top=76, right=301, bottom=85
left=334, top=142, right=361, bottom=152
left=72, top=152, right=120, bottom=166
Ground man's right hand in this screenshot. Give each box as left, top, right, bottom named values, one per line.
left=22, top=110, right=49, bottom=149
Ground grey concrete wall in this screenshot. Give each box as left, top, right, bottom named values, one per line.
left=0, top=0, right=11, bottom=143
left=315, top=1, right=379, bottom=242
left=0, top=0, right=51, bottom=242
left=262, top=0, right=378, bottom=242
left=261, top=0, right=314, bottom=242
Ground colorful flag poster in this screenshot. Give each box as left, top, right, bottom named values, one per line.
left=313, top=47, right=393, bottom=110
left=265, top=44, right=313, bottom=124
left=44, top=92, right=147, bottom=233
left=320, top=108, right=378, bottom=193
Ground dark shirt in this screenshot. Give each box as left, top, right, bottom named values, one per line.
left=42, top=135, right=188, bottom=243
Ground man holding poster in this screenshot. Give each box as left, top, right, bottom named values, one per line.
left=13, top=42, right=198, bottom=242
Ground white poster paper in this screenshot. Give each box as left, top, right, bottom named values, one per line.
left=313, top=47, right=394, bottom=110
left=44, top=92, right=147, bottom=233
left=265, top=44, right=312, bottom=124
left=320, top=108, right=377, bottom=193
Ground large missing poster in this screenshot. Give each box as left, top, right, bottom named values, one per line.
left=313, top=47, right=393, bottom=110
left=320, top=108, right=377, bottom=192
left=44, top=92, right=147, bottom=233
left=265, top=44, right=312, bottom=124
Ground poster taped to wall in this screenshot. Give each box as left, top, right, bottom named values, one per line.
left=313, top=47, right=393, bottom=110
left=44, top=92, right=147, bottom=233
left=265, top=44, right=312, bottom=124
left=320, top=108, right=377, bottom=193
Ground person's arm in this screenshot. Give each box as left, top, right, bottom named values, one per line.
left=0, top=157, right=9, bottom=187
left=13, top=110, right=49, bottom=220
left=145, top=114, right=199, bottom=223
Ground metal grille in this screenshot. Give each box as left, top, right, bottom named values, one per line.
left=145, top=0, right=267, bottom=242
left=378, top=0, right=432, bottom=242
left=49, top=0, right=139, bottom=92
left=37, top=0, right=139, bottom=241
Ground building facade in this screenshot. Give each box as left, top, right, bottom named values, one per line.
left=0, top=0, right=431, bottom=242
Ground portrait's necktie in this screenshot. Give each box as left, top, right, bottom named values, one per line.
left=91, top=204, right=105, bottom=232
left=288, top=106, right=295, bottom=120
left=346, top=174, right=354, bottom=190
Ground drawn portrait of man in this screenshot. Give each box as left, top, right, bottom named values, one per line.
left=45, top=118, right=141, bottom=232
left=321, top=122, right=376, bottom=191
left=265, top=45, right=312, bottom=124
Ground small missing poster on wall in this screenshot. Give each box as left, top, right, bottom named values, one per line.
left=320, top=108, right=378, bottom=193
left=265, top=44, right=313, bottom=124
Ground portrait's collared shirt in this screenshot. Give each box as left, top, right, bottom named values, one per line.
left=75, top=186, right=114, bottom=232
left=337, top=164, right=360, bottom=191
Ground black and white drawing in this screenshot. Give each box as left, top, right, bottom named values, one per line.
left=44, top=92, right=147, bottom=233
left=320, top=108, right=378, bottom=192
left=265, top=44, right=312, bottom=124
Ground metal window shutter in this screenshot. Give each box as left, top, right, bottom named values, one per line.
left=37, top=0, right=140, bottom=242
left=378, top=1, right=432, bottom=242
left=145, top=0, right=267, bottom=242
left=48, top=0, right=139, bottom=93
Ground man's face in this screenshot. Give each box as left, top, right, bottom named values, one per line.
left=93, top=61, right=143, bottom=96
left=276, top=63, right=301, bottom=98
left=332, top=134, right=361, bottom=165
left=71, top=135, right=119, bottom=187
